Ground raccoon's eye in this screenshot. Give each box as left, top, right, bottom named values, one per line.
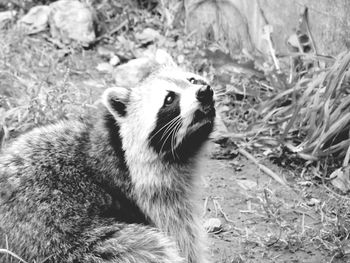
left=188, top=77, right=197, bottom=84
left=164, top=92, right=175, bottom=106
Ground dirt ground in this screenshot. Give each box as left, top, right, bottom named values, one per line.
left=200, top=143, right=349, bottom=263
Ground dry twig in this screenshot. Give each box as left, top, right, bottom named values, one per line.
left=238, top=147, right=288, bottom=187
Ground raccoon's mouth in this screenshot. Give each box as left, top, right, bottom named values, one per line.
left=166, top=106, right=215, bottom=163
left=149, top=103, right=215, bottom=163
left=187, top=106, right=215, bottom=134
left=187, top=118, right=213, bottom=135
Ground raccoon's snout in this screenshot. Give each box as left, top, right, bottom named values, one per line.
left=196, top=85, right=214, bottom=104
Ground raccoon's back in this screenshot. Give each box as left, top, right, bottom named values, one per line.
left=0, top=119, right=150, bottom=261
left=0, top=121, right=104, bottom=260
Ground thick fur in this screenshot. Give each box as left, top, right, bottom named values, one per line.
left=0, top=120, right=182, bottom=263
left=0, top=53, right=213, bottom=263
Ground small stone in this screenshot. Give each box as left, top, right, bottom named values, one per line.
left=176, top=39, right=184, bottom=50
left=97, top=46, right=117, bottom=59
left=109, top=55, right=120, bottom=66
left=204, top=217, right=222, bottom=233
left=177, top=54, right=185, bottom=64
left=135, top=28, right=160, bottom=44
left=96, top=63, right=114, bottom=74
left=306, top=198, right=320, bottom=207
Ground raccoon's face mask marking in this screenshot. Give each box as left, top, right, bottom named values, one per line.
left=148, top=90, right=182, bottom=159
left=102, top=51, right=215, bottom=164
left=148, top=74, right=215, bottom=163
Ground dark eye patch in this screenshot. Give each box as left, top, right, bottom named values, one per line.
left=148, top=92, right=181, bottom=156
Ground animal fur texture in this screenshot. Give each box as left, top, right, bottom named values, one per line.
left=0, top=51, right=215, bottom=263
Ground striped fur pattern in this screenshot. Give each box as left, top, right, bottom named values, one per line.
left=0, top=52, right=214, bottom=263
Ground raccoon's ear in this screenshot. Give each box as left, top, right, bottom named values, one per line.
left=155, top=49, right=176, bottom=67
left=102, top=87, right=129, bottom=119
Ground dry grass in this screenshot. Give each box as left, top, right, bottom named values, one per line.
left=0, top=28, right=106, bottom=143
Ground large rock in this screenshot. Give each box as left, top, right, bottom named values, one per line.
left=18, top=5, right=50, bottom=34
left=49, top=0, right=96, bottom=46
left=17, top=0, right=96, bottom=45
left=0, top=10, right=16, bottom=29
left=185, top=0, right=350, bottom=56
left=113, top=49, right=175, bottom=87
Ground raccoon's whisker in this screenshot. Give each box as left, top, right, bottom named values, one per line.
left=159, top=118, right=181, bottom=154
left=159, top=119, right=180, bottom=153
left=160, top=116, right=181, bottom=142
left=167, top=112, right=189, bottom=157
left=158, top=121, right=179, bottom=152
left=149, top=115, right=181, bottom=142
left=171, top=127, right=177, bottom=159
left=160, top=115, right=181, bottom=140
left=171, top=121, right=182, bottom=160
left=170, top=121, right=179, bottom=159
left=148, top=117, right=180, bottom=142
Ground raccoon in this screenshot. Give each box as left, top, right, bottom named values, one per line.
left=0, top=51, right=215, bottom=263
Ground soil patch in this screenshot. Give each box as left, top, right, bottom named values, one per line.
left=201, top=144, right=346, bottom=263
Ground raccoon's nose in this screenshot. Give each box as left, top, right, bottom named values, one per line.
left=196, top=85, right=213, bottom=103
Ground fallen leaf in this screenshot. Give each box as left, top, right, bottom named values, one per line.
left=236, top=179, right=257, bottom=190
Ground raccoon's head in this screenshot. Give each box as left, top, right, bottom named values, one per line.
left=102, top=51, right=215, bottom=164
